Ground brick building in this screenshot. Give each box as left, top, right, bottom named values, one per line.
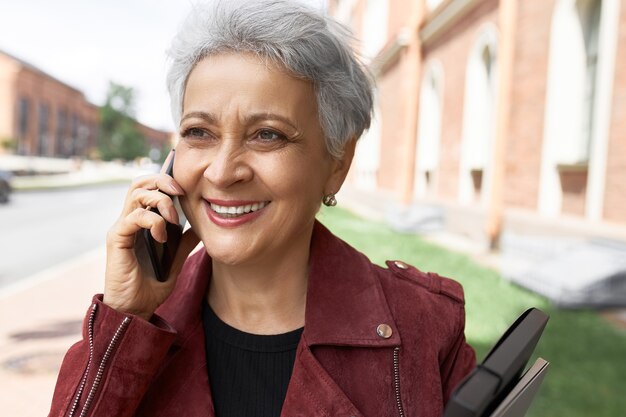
left=330, top=0, right=626, bottom=247
left=0, top=49, right=171, bottom=159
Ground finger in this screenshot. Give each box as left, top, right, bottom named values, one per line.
left=167, top=228, right=201, bottom=281
left=130, top=189, right=179, bottom=225
left=113, top=208, right=168, bottom=244
left=122, top=174, right=184, bottom=216
left=128, top=173, right=185, bottom=195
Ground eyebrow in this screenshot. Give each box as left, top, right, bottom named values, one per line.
left=180, top=111, right=217, bottom=124
left=180, top=111, right=298, bottom=130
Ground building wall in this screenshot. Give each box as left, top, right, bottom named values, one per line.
left=13, top=66, right=98, bottom=157
left=504, top=0, right=556, bottom=210
left=0, top=50, right=172, bottom=160
left=603, top=0, right=626, bottom=223
left=420, top=0, right=499, bottom=202
left=334, top=0, right=626, bottom=234
left=0, top=54, right=19, bottom=149
left=373, top=0, right=422, bottom=201
left=387, top=0, right=414, bottom=36
left=377, top=56, right=412, bottom=195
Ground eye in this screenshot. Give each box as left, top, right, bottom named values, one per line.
left=181, top=127, right=210, bottom=139
left=256, top=129, right=286, bottom=142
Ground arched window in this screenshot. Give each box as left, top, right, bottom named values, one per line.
left=354, top=91, right=382, bottom=191
left=580, top=0, right=601, bottom=159
left=539, top=0, right=602, bottom=215
left=414, top=62, right=443, bottom=198
left=459, top=28, right=498, bottom=205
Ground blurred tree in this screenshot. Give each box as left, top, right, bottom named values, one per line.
left=0, top=137, right=17, bottom=152
left=98, top=82, right=148, bottom=161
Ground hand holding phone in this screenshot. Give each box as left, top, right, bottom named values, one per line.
left=134, top=152, right=188, bottom=282
left=103, top=149, right=199, bottom=320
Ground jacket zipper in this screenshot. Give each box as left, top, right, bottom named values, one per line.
left=393, top=347, right=405, bottom=417
left=68, top=303, right=97, bottom=417
left=68, top=303, right=131, bottom=417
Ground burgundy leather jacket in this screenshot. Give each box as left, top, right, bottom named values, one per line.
left=49, top=221, right=475, bottom=417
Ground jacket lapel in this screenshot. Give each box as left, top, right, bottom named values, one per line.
left=304, top=221, right=400, bottom=348
left=154, top=249, right=215, bottom=416
left=281, top=221, right=401, bottom=416
left=281, top=338, right=363, bottom=416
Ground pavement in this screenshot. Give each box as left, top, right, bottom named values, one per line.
left=0, top=247, right=106, bottom=416
left=0, top=155, right=153, bottom=416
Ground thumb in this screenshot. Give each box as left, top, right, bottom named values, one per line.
left=167, top=228, right=202, bottom=281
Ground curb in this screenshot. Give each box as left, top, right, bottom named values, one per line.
left=0, top=247, right=105, bottom=300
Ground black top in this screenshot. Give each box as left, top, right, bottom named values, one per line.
left=202, top=302, right=304, bottom=417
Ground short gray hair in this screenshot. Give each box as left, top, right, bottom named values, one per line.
left=166, top=0, right=373, bottom=158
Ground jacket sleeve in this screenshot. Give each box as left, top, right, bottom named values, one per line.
left=48, top=295, right=177, bottom=417
left=440, top=304, right=476, bottom=403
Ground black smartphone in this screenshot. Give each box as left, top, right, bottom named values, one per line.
left=134, top=151, right=187, bottom=282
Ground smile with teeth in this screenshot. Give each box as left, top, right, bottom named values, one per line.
left=210, top=201, right=270, bottom=218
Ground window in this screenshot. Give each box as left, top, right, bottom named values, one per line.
left=463, top=45, right=495, bottom=172
left=56, top=109, right=67, bottom=156
left=71, top=114, right=79, bottom=155
left=414, top=64, right=444, bottom=198
left=37, top=103, right=49, bottom=156
left=459, top=29, right=498, bottom=205
left=538, top=0, right=603, bottom=216
left=18, top=97, right=29, bottom=137
left=16, top=97, right=30, bottom=154
left=544, top=0, right=602, bottom=166
left=355, top=91, right=382, bottom=190
left=580, top=0, right=601, bottom=161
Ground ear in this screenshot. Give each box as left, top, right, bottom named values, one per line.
left=324, top=137, right=357, bottom=195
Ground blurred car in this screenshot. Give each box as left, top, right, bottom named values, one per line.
left=0, top=170, right=13, bottom=203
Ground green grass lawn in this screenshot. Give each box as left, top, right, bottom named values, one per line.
left=317, top=207, right=626, bottom=417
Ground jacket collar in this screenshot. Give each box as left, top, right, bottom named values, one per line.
left=156, top=248, right=211, bottom=346
left=159, top=220, right=400, bottom=348
left=304, top=220, right=400, bottom=348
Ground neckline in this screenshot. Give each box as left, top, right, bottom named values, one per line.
left=203, top=302, right=304, bottom=353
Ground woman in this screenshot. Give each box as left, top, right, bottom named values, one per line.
left=50, top=1, right=475, bottom=416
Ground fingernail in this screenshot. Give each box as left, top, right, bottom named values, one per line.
left=156, top=229, right=167, bottom=243
left=167, top=182, right=184, bottom=195
left=169, top=207, right=180, bottom=225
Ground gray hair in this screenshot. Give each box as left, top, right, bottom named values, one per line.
left=166, top=0, right=373, bottom=158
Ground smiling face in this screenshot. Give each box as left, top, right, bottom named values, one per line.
left=175, top=53, right=353, bottom=267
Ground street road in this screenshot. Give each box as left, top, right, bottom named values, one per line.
left=0, top=184, right=129, bottom=289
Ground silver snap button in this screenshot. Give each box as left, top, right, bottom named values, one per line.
left=376, top=324, right=393, bottom=339
left=394, top=261, right=408, bottom=270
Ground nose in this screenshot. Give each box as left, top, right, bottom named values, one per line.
left=203, top=142, right=253, bottom=188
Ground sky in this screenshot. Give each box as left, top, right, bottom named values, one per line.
left=0, top=0, right=327, bottom=132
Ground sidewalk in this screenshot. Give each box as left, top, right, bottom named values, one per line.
left=0, top=247, right=106, bottom=416
left=0, top=154, right=156, bottom=191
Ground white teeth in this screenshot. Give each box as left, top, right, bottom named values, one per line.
left=210, top=201, right=269, bottom=217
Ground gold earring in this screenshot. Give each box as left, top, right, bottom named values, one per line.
left=323, top=193, right=337, bottom=207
